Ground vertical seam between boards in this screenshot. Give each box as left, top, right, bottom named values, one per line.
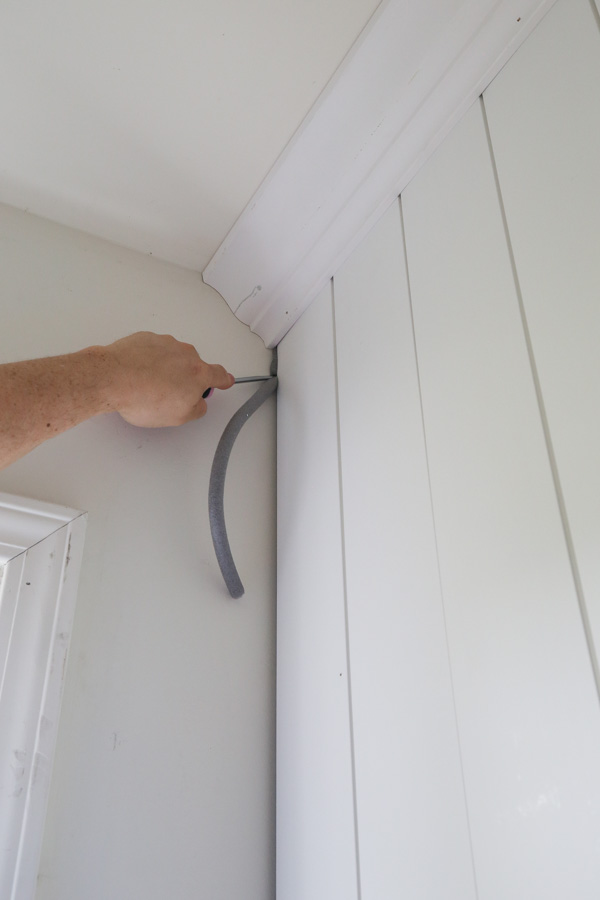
left=330, top=277, right=363, bottom=900
left=480, top=93, right=600, bottom=704
left=399, top=194, right=481, bottom=900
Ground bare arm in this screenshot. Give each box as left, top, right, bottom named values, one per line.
left=0, top=332, right=235, bottom=469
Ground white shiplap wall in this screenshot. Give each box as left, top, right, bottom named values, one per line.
left=333, top=203, right=476, bottom=899
left=276, top=284, right=358, bottom=900
left=277, top=0, right=600, bottom=897
left=483, top=0, right=600, bottom=683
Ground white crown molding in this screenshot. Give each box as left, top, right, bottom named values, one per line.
left=0, top=493, right=86, bottom=900
left=203, top=0, right=558, bottom=348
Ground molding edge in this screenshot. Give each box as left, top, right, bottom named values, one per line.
left=0, top=493, right=86, bottom=900
left=203, top=0, right=559, bottom=348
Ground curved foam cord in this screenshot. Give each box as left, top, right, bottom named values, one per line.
left=209, top=367, right=278, bottom=598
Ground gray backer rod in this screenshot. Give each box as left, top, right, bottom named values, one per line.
left=209, top=371, right=278, bottom=599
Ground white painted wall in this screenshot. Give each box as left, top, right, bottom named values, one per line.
left=0, top=203, right=276, bottom=900
left=277, top=1, right=600, bottom=896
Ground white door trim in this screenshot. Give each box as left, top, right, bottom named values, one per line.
left=0, top=493, right=86, bottom=900
left=203, top=0, right=558, bottom=348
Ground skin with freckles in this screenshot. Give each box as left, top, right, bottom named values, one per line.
left=0, top=331, right=235, bottom=469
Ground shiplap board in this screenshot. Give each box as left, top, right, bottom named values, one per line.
left=332, top=201, right=476, bottom=899
left=483, top=0, right=600, bottom=681
left=402, top=98, right=600, bottom=898
left=276, top=285, right=358, bottom=900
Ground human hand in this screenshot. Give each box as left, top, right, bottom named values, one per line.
left=101, top=332, right=235, bottom=427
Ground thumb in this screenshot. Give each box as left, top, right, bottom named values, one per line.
left=206, top=364, right=235, bottom=390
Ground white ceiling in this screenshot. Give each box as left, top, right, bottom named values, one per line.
left=0, top=0, right=381, bottom=271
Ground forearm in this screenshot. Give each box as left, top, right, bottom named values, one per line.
left=0, top=346, right=112, bottom=469
left=0, top=332, right=235, bottom=470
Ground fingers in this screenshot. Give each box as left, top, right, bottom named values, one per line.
left=104, top=332, right=235, bottom=427
left=205, top=363, right=235, bottom=391
left=184, top=396, right=208, bottom=423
